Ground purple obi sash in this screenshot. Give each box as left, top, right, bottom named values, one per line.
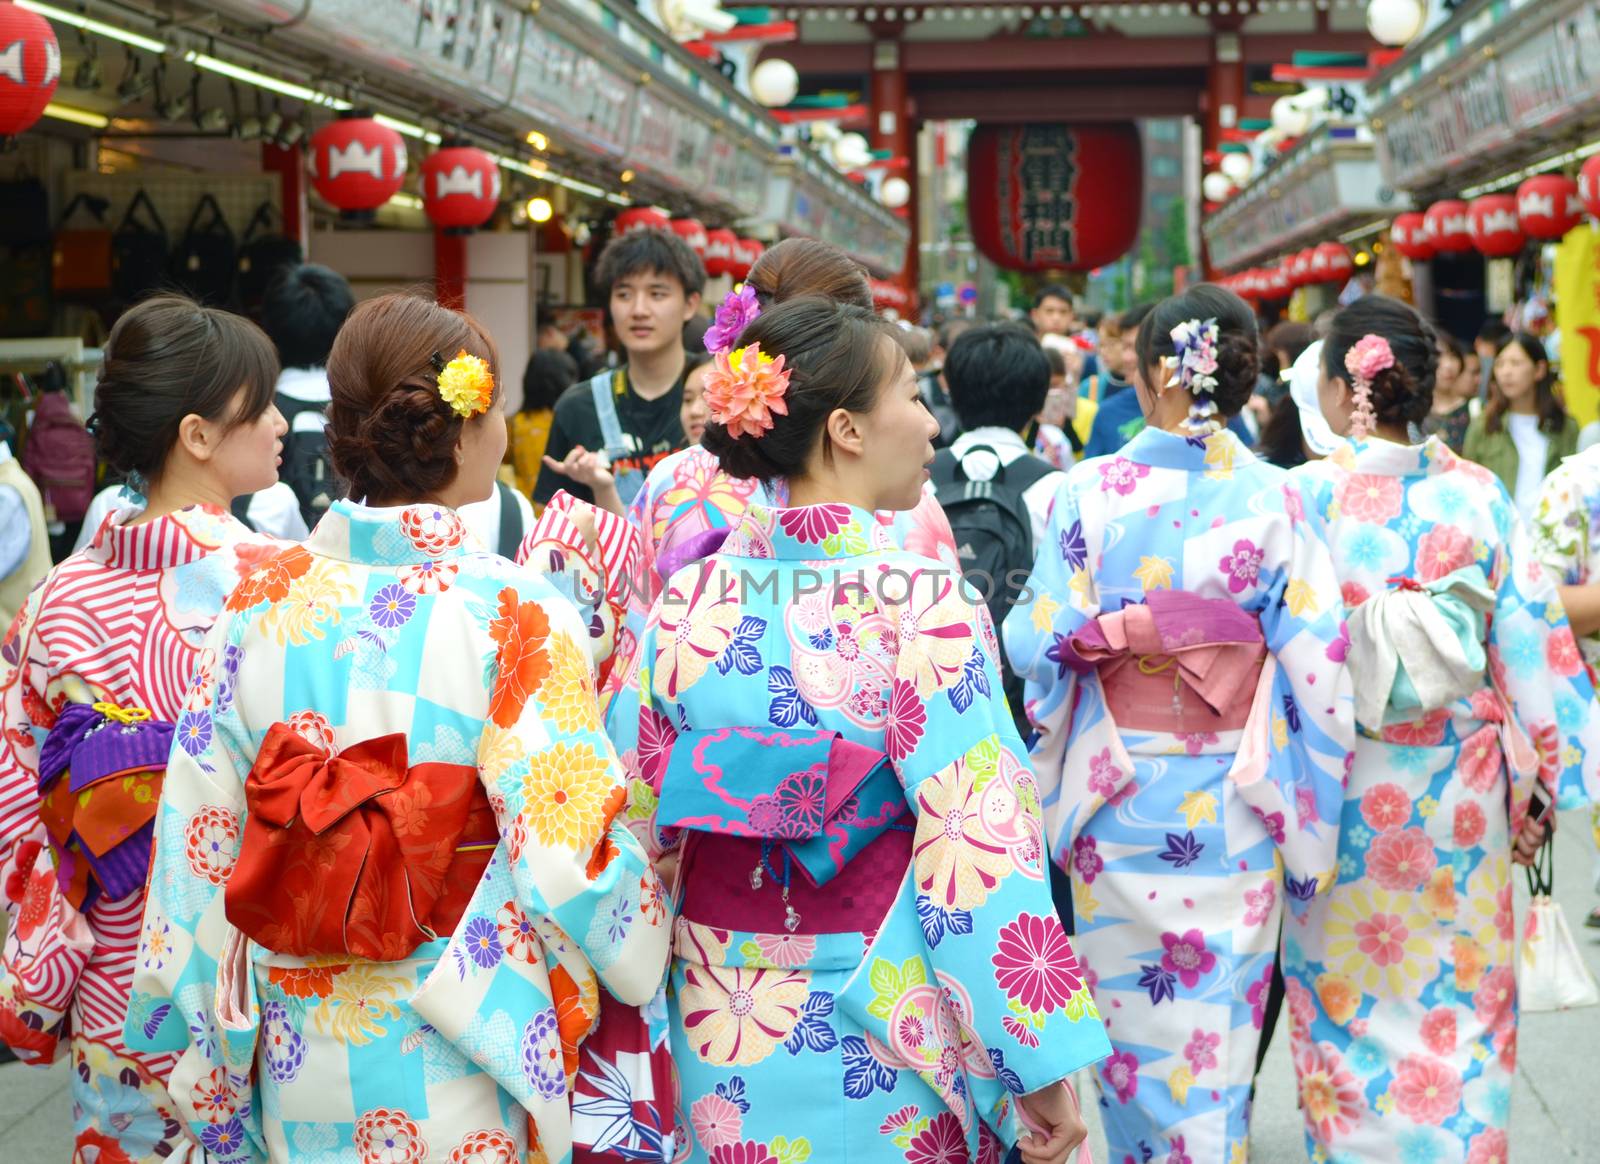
left=36, top=702, right=173, bottom=909
left=1066, top=590, right=1266, bottom=733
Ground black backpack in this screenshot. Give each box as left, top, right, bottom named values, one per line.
left=111, top=190, right=169, bottom=304
left=930, top=445, right=1055, bottom=731
left=276, top=392, right=340, bottom=529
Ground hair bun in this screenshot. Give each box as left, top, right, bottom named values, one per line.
left=327, top=382, right=459, bottom=501
left=1208, top=329, right=1262, bottom=416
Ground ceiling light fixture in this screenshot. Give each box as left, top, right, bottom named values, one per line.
left=17, top=0, right=166, bottom=54
left=43, top=102, right=110, bottom=128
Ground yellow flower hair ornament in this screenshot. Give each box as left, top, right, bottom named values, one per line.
left=703, top=342, right=790, bottom=440
left=431, top=349, right=495, bottom=419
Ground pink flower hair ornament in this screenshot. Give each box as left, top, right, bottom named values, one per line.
left=1168, top=317, right=1223, bottom=435
left=704, top=342, right=791, bottom=440
left=1343, top=333, right=1394, bottom=440
left=704, top=284, right=761, bottom=356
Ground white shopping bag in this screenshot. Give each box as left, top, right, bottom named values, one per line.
left=1518, top=841, right=1600, bottom=1013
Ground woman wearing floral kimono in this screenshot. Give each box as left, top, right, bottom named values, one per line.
left=127, top=294, right=671, bottom=1163
left=613, top=240, right=959, bottom=703
left=1283, top=296, right=1600, bottom=1164
left=0, top=297, right=288, bottom=1161
left=608, top=296, right=1110, bottom=1164
left=1003, top=283, right=1355, bottom=1164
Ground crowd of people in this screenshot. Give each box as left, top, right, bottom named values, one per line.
left=0, top=224, right=1596, bottom=1164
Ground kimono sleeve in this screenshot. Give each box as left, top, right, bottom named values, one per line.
left=0, top=584, right=48, bottom=867
left=1250, top=480, right=1355, bottom=909
left=1527, top=463, right=1591, bottom=585
left=474, top=581, right=670, bottom=1008
left=602, top=593, right=676, bottom=864
left=1485, top=486, right=1600, bottom=815
left=124, top=612, right=268, bottom=1158
left=889, top=568, right=1110, bottom=1110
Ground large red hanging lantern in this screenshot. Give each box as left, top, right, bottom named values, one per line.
left=1517, top=174, right=1582, bottom=240
left=1423, top=200, right=1473, bottom=254
left=1390, top=212, right=1434, bottom=261
left=419, top=145, right=500, bottom=233
left=1311, top=241, right=1354, bottom=283
left=1468, top=194, right=1525, bottom=258
left=966, top=122, right=1143, bottom=271
left=732, top=238, right=764, bottom=281
left=308, top=112, right=408, bottom=217
left=615, top=207, right=670, bottom=236
left=703, top=228, right=738, bottom=278
left=669, top=217, right=708, bottom=257
left=0, top=2, right=59, bottom=143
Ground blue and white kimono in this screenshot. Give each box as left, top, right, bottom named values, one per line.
left=607, top=500, right=1110, bottom=1163
left=1003, top=426, right=1354, bottom=1164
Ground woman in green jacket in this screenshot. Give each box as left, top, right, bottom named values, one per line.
left=1462, top=331, right=1577, bottom=518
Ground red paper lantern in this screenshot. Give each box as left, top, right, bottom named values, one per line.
left=0, top=2, right=58, bottom=142
left=1390, top=213, right=1434, bottom=261
left=1581, top=155, right=1600, bottom=220
left=966, top=122, right=1143, bottom=272
left=419, top=146, right=500, bottom=233
left=1517, top=175, right=1582, bottom=240
left=1266, top=264, right=1291, bottom=299
left=731, top=238, right=764, bottom=281
left=703, top=229, right=738, bottom=278
left=1310, top=242, right=1353, bottom=283
left=1468, top=194, right=1525, bottom=258
left=1423, top=200, right=1473, bottom=254
left=615, top=207, right=670, bottom=236
left=308, top=113, right=408, bottom=215
left=669, top=217, right=708, bottom=257
left=1289, top=248, right=1315, bottom=287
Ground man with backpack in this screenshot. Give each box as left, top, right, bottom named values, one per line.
left=930, top=323, right=1066, bottom=735
left=257, top=263, right=355, bottom=530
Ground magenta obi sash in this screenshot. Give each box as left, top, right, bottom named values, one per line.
left=1067, top=590, right=1266, bottom=734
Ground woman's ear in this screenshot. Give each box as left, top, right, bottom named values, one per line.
left=175, top=412, right=218, bottom=464
left=825, top=407, right=866, bottom=459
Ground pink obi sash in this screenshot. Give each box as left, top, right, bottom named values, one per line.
left=1068, top=590, right=1266, bottom=734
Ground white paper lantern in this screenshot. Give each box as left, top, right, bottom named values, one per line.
left=880, top=176, right=911, bottom=208
left=1202, top=172, right=1234, bottom=203
left=1220, top=152, right=1253, bottom=185
left=1366, top=0, right=1425, bottom=47
left=750, top=58, right=800, bottom=107
left=1271, top=94, right=1311, bottom=137
left=832, top=132, right=872, bottom=170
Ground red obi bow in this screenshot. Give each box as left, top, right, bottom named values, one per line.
left=225, top=724, right=495, bottom=962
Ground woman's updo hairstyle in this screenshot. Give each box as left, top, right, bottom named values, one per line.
left=326, top=293, right=500, bottom=504
left=701, top=295, right=899, bottom=483
left=92, top=295, right=279, bottom=483
left=1321, top=294, right=1437, bottom=429
left=746, top=238, right=873, bottom=311
left=1133, top=282, right=1261, bottom=419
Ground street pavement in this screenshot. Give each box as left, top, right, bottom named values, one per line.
left=3, top=811, right=1597, bottom=1161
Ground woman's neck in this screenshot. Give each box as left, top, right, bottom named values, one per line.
left=785, top=472, right=877, bottom=513
left=131, top=469, right=230, bottom=525
left=1506, top=395, right=1538, bottom=416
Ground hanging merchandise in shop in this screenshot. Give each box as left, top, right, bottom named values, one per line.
left=0, top=1, right=58, bottom=143
left=308, top=112, right=407, bottom=219
left=965, top=123, right=1143, bottom=273
left=420, top=145, right=501, bottom=234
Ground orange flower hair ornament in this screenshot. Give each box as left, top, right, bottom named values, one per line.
left=431, top=349, right=495, bottom=419
left=703, top=342, right=791, bottom=440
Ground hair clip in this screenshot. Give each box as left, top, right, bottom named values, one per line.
left=704, top=342, right=790, bottom=439
left=1168, top=317, right=1222, bottom=436
left=435, top=349, right=494, bottom=419
left=704, top=284, right=761, bottom=356
left=429, top=351, right=446, bottom=374
left=1344, top=334, right=1394, bottom=441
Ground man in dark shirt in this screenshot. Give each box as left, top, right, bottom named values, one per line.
left=534, top=228, right=705, bottom=506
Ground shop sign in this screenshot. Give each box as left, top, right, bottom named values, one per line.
left=966, top=123, right=1143, bottom=272
left=515, top=20, right=633, bottom=156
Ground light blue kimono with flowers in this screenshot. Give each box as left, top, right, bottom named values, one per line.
left=125, top=500, right=671, bottom=1164
left=607, top=500, right=1110, bottom=1164
left=1003, top=426, right=1354, bottom=1164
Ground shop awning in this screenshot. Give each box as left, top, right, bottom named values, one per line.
left=1202, top=123, right=1412, bottom=271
